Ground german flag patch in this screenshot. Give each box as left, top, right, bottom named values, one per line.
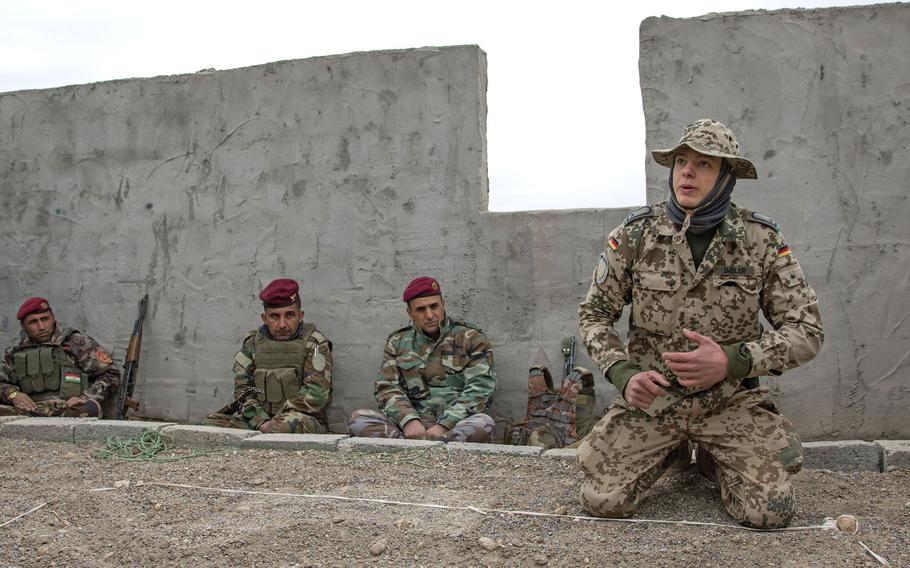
left=608, top=237, right=619, bottom=251
left=777, top=244, right=791, bottom=257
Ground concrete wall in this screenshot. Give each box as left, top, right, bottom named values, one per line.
left=640, top=3, right=910, bottom=439
left=0, top=46, right=622, bottom=432
left=2, top=0, right=908, bottom=441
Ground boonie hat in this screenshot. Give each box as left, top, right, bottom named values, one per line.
left=651, top=119, right=758, bottom=179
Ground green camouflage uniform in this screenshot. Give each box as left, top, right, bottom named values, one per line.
left=203, top=323, right=332, bottom=434
left=576, top=201, right=823, bottom=529
left=0, top=323, right=120, bottom=417
left=348, top=317, right=496, bottom=442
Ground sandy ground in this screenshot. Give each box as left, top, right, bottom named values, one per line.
left=0, top=438, right=907, bottom=568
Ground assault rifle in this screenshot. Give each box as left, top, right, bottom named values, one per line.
left=116, top=294, right=148, bottom=420
left=215, top=385, right=263, bottom=415
left=561, top=336, right=577, bottom=378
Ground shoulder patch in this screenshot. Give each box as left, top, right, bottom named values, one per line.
left=748, top=211, right=780, bottom=232
left=233, top=350, right=253, bottom=371
left=310, top=330, right=327, bottom=344
left=623, top=205, right=653, bottom=226
left=594, top=253, right=609, bottom=285
left=94, top=348, right=113, bottom=365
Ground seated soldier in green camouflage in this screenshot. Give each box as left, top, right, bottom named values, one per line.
left=0, top=297, right=120, bottom=418
left=348, top=277, right=496, bottom=442
left=203, top=279, right=333, bottom=434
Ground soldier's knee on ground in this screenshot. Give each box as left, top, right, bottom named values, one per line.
left=272, top=412, right=325, bottom=434
left=446, top=413, right=495, bottom=442
left=579, top=478, right=636, bottom=518
left=721, top=475, right=796, bottom=529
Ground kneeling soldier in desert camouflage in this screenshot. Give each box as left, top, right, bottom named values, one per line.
left=0, top=297, right=120, bottom=417
left=203, top=278, right=333, bottom=433
left=577, top=119, right=824, bottom=528
left=348, top=277, right=496, bottom=442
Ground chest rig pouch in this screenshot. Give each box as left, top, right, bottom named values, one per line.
left=516, top=365, right=596, bottom=449
left=12, top=332, right=86, bottom=399
left=252, top=324, right=315, bottom=416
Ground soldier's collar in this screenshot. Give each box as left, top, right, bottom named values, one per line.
left=655, top=202, right=745, bottom=242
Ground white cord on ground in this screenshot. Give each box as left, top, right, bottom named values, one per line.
left=133, top=480, right=840, bottom=533
left=0, top=502, right=48, bottom=529
left=858, top=541, right=891, bottom=567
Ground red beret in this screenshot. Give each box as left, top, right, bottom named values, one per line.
left=17, top=297, right=52, bottom=321
left=259, top=279, right=299, bottom=308
left=403, top=277, right=442, bottom=303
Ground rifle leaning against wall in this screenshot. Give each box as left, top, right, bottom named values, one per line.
left=116, top=294, right=148, bottom=420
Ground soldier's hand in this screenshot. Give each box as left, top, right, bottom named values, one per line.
left=402, top=419, right=427, bottom=440
left=662, top=328, right=729, bottom=389
left=426, top=424, right=449, bottom=441
left=11, top=392, right=38, bottom=412
left=65, top=396, right=85, bottom=408
left=624, top=371, right=671, bottom=410
left=258, top=419, right=276, bottom=433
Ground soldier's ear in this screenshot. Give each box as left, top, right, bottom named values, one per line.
left=260, top=312, right=268, bottom=325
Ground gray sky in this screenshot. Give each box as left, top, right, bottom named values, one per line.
left=0, top=0, right=881, bottom=211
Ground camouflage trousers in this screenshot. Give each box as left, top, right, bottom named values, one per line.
left=202, top=409, right=326, bottom=434
left=348, top=409, right=495, bottom=442
left=577, top=387, right=802, bottom=529
left=0, top=397, right=102, bottom=418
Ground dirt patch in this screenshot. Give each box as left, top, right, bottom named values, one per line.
left=0, top=438, right=907, bottom=567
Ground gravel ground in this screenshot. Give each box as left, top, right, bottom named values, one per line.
left=0, top=438, right=907, bottom=568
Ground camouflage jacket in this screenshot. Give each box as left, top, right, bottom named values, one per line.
left=375, top=317, right=496, bottom=430
left=578, top=201, right=824, bottom=416
left=231, top=323, right=332, bottom=425
left=0, top=323, right=120, bottom=403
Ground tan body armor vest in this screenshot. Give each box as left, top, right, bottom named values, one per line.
left=11, top=328, right=86, bottom=400
left=251, top=323, right=315, bottom=416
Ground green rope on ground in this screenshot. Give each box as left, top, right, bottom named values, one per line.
left=94, top=429, right=225, bottom=462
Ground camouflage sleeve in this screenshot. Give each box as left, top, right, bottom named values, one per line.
left=231, top=337, right=270, bottom=427
left=436, top=329, right=496, bottom=430
left=65, top=332, right=121, bottom=402
left=746, top=230, right=824, bottom=376
left=578, top=224, right=636, bottom=390
left=0, top=346, right=17, bottom=401
left=374, top=335, right=419, bottom=427
left=285, top=332, right=333, bottom=414
left=231, top=337, right=257, bottom=397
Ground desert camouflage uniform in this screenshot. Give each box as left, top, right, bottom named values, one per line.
left=576, top=201, right=823, bottom=528
left=348, top=317, right=496, bottom=442
left=203, top=323, right=332, bottom=434
left=0, top=323, right=120, bottom=417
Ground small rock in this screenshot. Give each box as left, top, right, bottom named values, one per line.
left=369, top=539, right=387, bottom=556
left=63, top=452, right=78, bottom=459
left=554, top=505, right=568, bottom=516
left=835, top=514, right=858, bottom=534
left=37, top=546, right=49, bottom=557
left=332, top=517, right=344, bottom=524
left=478, top=537, right=499, bottom=551
left=534, top=553, right=548, bottom=565
left=153, top=503, right=162, bottom=512
left=393, top=518, right=411, bottom=529
left=250, top=478, right=266, bottom=486
left=113, top=480, right=130, bottom=488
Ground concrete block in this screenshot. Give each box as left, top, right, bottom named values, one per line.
left=542, top=448, right=579, bottom=461
left=0, top=416, right=27, bottom=424
left=876, top=440, right=910, bottom=471
left=74, top=420, right=177, bottom=443
left=241, top=433, right=348, bottom=451
left=445, top=442, right=543, bottom=457
left=802, top=440, right=882, bottom=472
left=161, top=425, right=260, bottom=448
left=0, top=417, right=97, bottom=443
left=337, top=437, right=442, bottom=453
